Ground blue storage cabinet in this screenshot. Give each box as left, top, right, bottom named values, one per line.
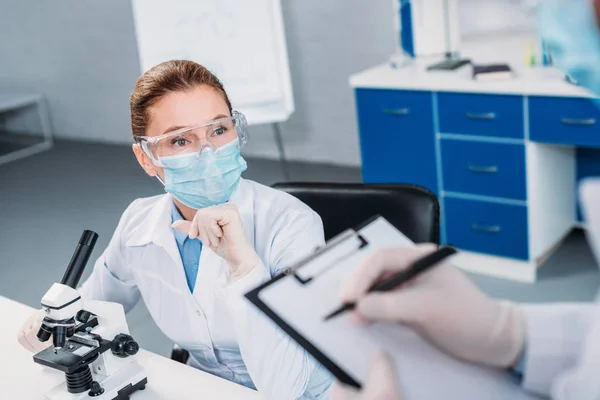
left=353, top=84, right=600, bottom=274
left=355, top=88, right=438, bottom=195
left=355, top=90, right=533, bottom=262
left=351, top=64, right=597, bottom=281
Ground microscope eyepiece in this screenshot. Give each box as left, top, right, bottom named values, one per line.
left=61, top=230, right=99, bottom=289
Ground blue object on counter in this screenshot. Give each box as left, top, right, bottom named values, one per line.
left=542, top=40, right=552, bottom=66
left=400, top=0, right=415, bottom=58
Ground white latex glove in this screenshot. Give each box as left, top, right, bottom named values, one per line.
left=340, top=244, right=526, bottom=369
left=331, top=351, right=404, bottom=400
left=172, top=203, right=260, bottom=280
left=17, top=309, right=51, bottom=353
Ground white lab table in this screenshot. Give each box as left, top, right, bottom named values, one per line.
left=0, top=296, right=262, bottom=399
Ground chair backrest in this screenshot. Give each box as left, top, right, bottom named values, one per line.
left=271, top=182, right=440, bottom=244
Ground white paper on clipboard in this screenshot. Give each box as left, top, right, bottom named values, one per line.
left=247, top=216, right=542, bottom=400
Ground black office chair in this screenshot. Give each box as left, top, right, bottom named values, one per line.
left=272, top=182, right=439, bottom=244
left=171, top=344, right=189, bottom=364
left=170, top=182, right=439, bottom=363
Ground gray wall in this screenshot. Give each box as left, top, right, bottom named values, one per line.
left=0, top=1, right=395, bottom=166
left=243, top=0, right=396, bottom=166
left=0, top=1, right=141, bottom=144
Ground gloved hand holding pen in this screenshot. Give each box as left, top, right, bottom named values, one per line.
left=340, top=243, right=526, bottom=368
left=333, top=244, right=526, bottom=398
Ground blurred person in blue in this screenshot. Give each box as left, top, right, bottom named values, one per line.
left=17, top=59, right=333, bottom=400
left=332, top=0, right=600, bottom=399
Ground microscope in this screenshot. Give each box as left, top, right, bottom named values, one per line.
left=32, top=230, right=147, bottom=399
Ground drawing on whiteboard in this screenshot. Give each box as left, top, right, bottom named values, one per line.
left=178, top=0, right=237, bottom=40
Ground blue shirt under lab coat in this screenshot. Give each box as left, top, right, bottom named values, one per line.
left=171, top=202, right=202, bottom=293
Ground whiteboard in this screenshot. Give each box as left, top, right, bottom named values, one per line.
left=130, top=0, right=294, bottom=125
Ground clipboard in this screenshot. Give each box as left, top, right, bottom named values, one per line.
left=245, top=216, right=543, bottom=399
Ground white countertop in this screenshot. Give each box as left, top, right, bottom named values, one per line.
left=0, top=296, right=262, bottom=400
left=349, top=59, right=596, bottom=98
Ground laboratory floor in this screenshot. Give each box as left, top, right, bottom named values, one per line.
left=1, top=140, right=598, bottom=357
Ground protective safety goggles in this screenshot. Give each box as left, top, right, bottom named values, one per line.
left=134, top=110, right=248, bottom=169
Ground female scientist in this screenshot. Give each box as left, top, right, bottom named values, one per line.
left=18, top=59, right=333, bottom=399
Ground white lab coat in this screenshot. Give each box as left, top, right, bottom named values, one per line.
left=520, top=302, right=599, bottom=399
left=77, top=178, right=333, bottom=399
left=519, top=177, right=600, bottom=400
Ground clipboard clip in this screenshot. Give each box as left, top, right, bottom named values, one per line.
left=283, top=229, right=369, bottom=284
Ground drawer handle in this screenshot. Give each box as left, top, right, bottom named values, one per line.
left=382, top=108, right=410, bottom=116
left=472, top=224, right=501, bottom=233
left=560, top=117, right=597, bottom=126
left=468, top=164, right=498, bottom=173
left=466, top=112, right=496, bottom=120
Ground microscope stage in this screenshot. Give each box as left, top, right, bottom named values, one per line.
left=33, top=339, right=112, bottom=373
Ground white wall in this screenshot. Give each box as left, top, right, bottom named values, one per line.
left=0, top=0, right=396, bottom=167
left=458, top=0, right=535, bottom=40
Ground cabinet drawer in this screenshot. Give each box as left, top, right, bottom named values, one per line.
left=529, top=96, right=600, bottom=146
left=444, top=197, right=528, bottom=260
left=355, top=89, right=437, bottom=193
left=438, top=93, right=524, bottom=139
left=356, top=88, right=433, bottom=125
left=441, top=139, right=526, bottom=200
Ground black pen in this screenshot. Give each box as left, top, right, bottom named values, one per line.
left=323, top=245, right=457, bottom=321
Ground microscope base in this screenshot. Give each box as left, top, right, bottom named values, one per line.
left=44, top=360, right=147, bottom=400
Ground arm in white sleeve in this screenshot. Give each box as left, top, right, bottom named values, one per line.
left=218, top=210, right=331, bottom=400
left=520, top=303, right=597, bottom=397
left=78, top=201, right=141, bottom=314
left=550, top=305, right=600, bottom=400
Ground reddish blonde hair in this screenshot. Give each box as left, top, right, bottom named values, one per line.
left=130, top=60, right=232, bottom=137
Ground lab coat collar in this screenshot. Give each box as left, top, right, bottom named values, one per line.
left=125, top=193, right=174, bottom=248
left=124, top=178, right=254, bottom=249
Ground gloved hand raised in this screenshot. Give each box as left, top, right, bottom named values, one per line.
left=330, top=351, right=404, bottom=400
left=172, top=203, right=260, bottom=281
left=17, top=309, right=51, bottom=353
left=340, top=244, right=526, bottom=369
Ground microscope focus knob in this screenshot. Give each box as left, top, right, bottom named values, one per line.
left=111, top=334, right=139, bottom=358
left=125, top=340, right=139, bottom=356
left=88, top=381, right=104, bottom=397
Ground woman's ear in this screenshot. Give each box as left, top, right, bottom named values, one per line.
left=132, top=143, right=158, bottom=177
